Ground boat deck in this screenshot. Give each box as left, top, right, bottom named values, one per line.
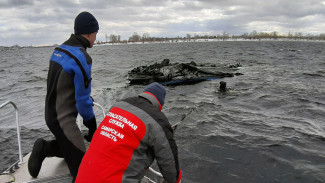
left=0, top=101, right=161, bottom=183
left=0, top=153, right=160, bottom=183
left=0, top=153, right=72, bottom=183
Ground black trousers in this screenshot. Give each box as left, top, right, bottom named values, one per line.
left=46, top=120, right=85, bottom=182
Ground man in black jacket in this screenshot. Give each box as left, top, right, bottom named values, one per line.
left=28, top=11, right=99, bottom=182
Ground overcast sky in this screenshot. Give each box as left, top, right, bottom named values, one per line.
left=1, top=0, right=325, bottom=46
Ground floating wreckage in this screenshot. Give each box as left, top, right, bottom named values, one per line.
left=128, top=59, right=243, bottom=86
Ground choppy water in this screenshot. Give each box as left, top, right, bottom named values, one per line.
left=1, top=41, right=325, bottom=182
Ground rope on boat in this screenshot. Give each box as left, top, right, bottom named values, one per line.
left=0, top=173, right=15, bottom=183
left=143, top=176, right=157, bottom=183
left=172, top=107, right=196, bottom=130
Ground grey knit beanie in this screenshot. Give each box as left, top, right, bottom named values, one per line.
left=143, top=82, right=166, bottom=107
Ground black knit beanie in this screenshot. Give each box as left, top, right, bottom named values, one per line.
left=74, top=11, right=99, bottom=35
left=143, top=82, right=166, bottom=107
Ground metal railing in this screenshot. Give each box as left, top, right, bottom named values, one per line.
left=76, top=102, right=107, bottom=130
left=0, top=100, right=165, bottom=182
left=93, top=102, right=106, bottom=117
left=0, top=101, right=25, bottom=165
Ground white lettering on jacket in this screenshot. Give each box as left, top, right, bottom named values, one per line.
left=109, top=119, right=125, bottom=129
left=100, top=131, right=117, bottom=142
left=54, top=53, right=62, bottom=57
left=101, top=125, right=124, bottom=140
left=107, top=112, right=138, bottom=131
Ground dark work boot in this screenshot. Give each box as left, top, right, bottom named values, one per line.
left=46, top=140, right=64, bottom=158
left=28, top=138, right=47, bottom=178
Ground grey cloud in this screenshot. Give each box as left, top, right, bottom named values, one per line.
left=183, top=0, right=325, bottom=20
left=252, top=1, right=325, bottom=19
left=0, top=0, right=34, bottom=8
left=1, top=0, right=325, bottom=46
left=78, top=0, right=166, bottom=10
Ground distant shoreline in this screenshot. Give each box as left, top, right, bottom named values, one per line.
left=97, top=38, right=325, bottom=46
left=1, top=38, right=325, bottom=49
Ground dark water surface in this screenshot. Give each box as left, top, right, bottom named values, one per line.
left=1, top=41, right=325, bottom=182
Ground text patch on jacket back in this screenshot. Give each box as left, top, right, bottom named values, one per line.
left=88, top=106, right=147, bottom=181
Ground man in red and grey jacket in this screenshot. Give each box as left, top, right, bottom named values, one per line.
left=76, top=82, right=181, bottom=183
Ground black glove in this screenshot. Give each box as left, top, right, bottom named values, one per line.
left=83, top=117, right=97, bottom=142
